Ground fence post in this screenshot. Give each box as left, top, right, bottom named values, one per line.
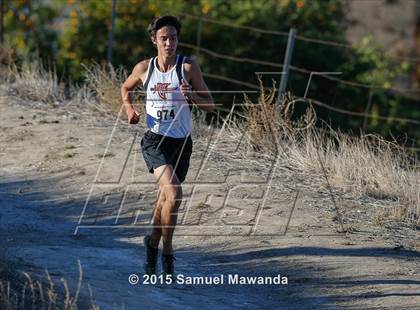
left=195, top=16, right=203, bottom=58
left=362, top=87, right=373, bottom=132
left=107, top=0, right=116, bottom=64
left=277, top=28, right=296, bottom=104
left=0, top=0, right=4, bottom=44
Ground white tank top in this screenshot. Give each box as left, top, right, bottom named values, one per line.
left=143, top=55, right=192, bottom=138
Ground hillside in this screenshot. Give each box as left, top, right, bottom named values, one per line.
left=0, top=66, right=419, bottom=309
left=345, top=0, right=419, bottom=87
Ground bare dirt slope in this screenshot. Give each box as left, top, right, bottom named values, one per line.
left=1, top=94, right=419, bottom=309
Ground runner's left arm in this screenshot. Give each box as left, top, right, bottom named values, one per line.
left=181, top=59, right=215, bottom=112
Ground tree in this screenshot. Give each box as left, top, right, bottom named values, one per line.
left=3, top=0, right=59, bottom=62
left=6, top=0, right=417, bottom=148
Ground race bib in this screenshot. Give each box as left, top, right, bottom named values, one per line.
left=150, top=102, right=181, bottom=132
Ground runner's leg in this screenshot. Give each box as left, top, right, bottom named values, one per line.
left=149, top=184, right=164, bottom=248
left=153, top=164, right=182, bottom=255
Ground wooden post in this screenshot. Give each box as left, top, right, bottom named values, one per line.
left=0, top=0, right=4, bottom=44
left=195, top=16, right=203, bottom=58
left=107, top=0, right=116, bottom=64
left=277, top=28, right=296, bottom=104
left=363, top=87, right=373, bottom=132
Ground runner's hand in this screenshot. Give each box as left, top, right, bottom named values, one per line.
left=180, top=79, right=193, bottom=100
left=128, top=109, right=140, bottom=124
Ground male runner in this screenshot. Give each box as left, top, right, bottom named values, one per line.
left=121, top=15, right=214, bottom=276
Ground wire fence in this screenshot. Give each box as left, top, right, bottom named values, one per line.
left=179, top=41, right=420, bottom=93
left=182, top=51, right=420, bottom=129
left=180, top=12, right=420, bottom=64
left=178, top=42, right=284, bottom=68
left=178, top=13, right=420, bottom=92
left=174, top=15, right=420, bottom=150
left=309, top=99, right=420, bottom=126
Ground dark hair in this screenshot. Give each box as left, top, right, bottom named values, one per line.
left=147, top=15, right=181, bottom=38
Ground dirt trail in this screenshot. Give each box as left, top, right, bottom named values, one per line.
left=1, top=96, right=419, bottom=309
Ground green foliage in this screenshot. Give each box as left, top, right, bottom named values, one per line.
left=344, top=35, right=408, bottom=88
left=2, top=0, right=418, bottom=148
left=3, top=0, right=59, bottom=61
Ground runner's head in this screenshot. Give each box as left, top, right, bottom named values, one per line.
left=148, top=15, right=181, bottom=57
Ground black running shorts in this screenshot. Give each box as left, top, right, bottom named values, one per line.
left=140, top=130, right=193, bottom=183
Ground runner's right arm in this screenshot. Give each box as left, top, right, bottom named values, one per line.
left=121, top=60, right=149, bottom=124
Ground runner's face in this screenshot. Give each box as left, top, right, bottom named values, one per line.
left=153, top=26, right=178, bottom=57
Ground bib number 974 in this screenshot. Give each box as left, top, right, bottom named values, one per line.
left=157, top=109, right=175, bottom=121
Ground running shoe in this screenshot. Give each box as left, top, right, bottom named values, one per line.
left=144, top=235, right=158, bottom=275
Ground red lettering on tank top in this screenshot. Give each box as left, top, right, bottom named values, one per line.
left=151, top=83, right=178, bottom=100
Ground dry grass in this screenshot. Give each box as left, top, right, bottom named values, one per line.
left=82, top=62, right=149, bottom=125
left=243, top=84, right=278, bottom=153
left=1, top=58, right=418, bottom=224
left=84, top=63, right=128, bottom=113
left=243, top=80, right=316, bottom=154
left=0, top=58, right=120, bottom=119
left=239, top=84, right=419, bottom=226
left=0, top=260, right=100, bottom=310
left=6, top=60, right=66, bottom=104
left=191, top=106, right=219, bottom=138
left=0, top=44, right=15, bottom=84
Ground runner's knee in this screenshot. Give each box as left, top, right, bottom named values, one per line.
left=164, top=185, right=182, bottom=210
